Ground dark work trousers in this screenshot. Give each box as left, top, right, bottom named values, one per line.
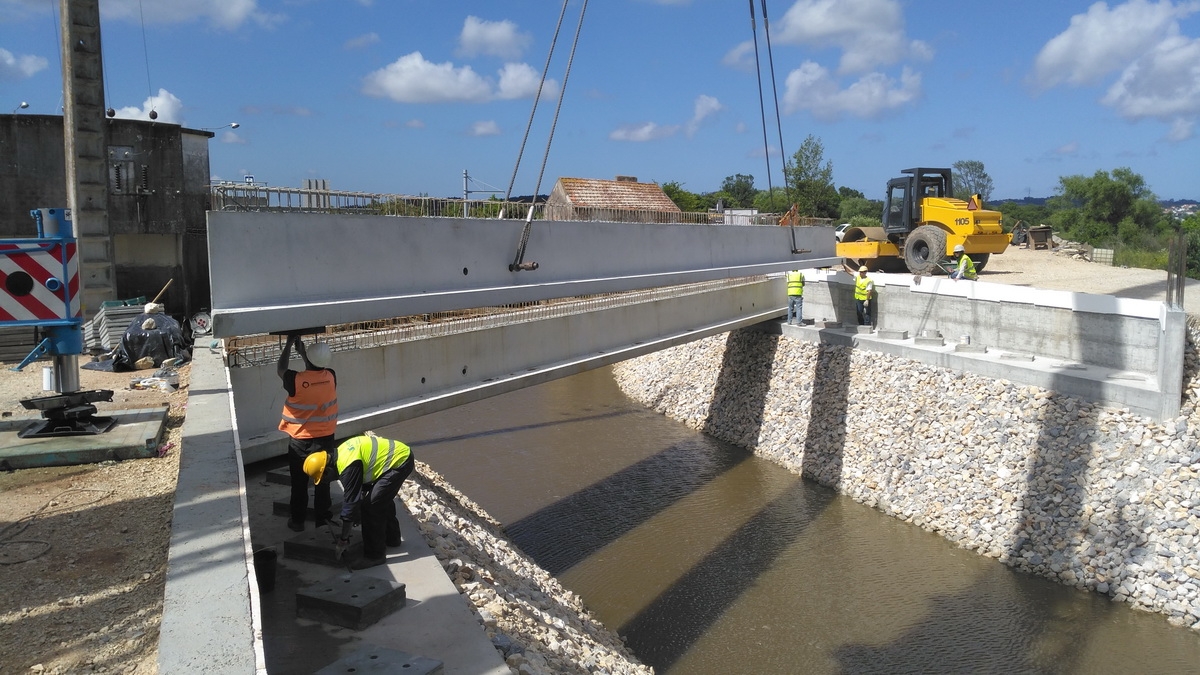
left=360, top=453, right=416, bottom=559
left=288, top=435, right=334, bottom=525
left=856, top=298, right=872, bottom=326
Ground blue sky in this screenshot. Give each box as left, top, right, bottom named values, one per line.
left=2, top=0, right=1198, bottom=202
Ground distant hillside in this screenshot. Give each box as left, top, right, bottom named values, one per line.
left=992, top=197, right=1197, bottom=207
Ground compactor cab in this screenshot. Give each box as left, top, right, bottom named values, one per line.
left=883, top=168, right=951, bottom=236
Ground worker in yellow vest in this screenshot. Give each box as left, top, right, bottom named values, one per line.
left=278, top=334, right=337, bottom=532
left=785, top=270, right=805, bottom=325
left=950, top=245, right=977, bottom=280
left=304, top=431, right=415, bottom=569
left=854, top=266, right=874, bottom=326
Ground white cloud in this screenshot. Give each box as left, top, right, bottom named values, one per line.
left=685, top=95, right=722, bottom=137
left=1033, top=1, right=1200, bottom=141
left=775, top=0, right=932, bottom=74
left=363, top=52, right=491, bottom=103
left=609, top=122, right=679, bottom=142
left=469, top=120, right=501, bottom=137
left=1032, top=0, right=1194, bottom=88
left=363, top=52, right=553, bottom=104
left=496, top=62, right=557, bottom=100
left=783, top=61, right=921, bottom=121
left=0, top=47, right=48, bottom=80
left=344, top=32, right=380, bottom=50
left=1056, top=141, right=1080, bottom=156
left=218, top=129, right=246, bottom=144
left=721, top=41, right=756, bottom=71
left=457, top=16, right=531, bottom=60
left=112, top=88, right=185, bottom=124
left=99, top=0, right=282, bottom=30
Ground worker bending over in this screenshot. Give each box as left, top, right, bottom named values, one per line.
left=785, top=269, right=805, bottom=325
left=949, top=245, right=977, bottom=280
left=304, top=431, right=416, bottom=570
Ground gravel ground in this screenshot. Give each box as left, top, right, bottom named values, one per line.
left=0, top=243, right=1190, bottom=674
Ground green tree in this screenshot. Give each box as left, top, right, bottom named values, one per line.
left=753, top=187, right=790, bottom=213
left=839, top=197, right=883, bottom=222
left=784, top=134, right=840, bottom=218
left=662, top=181, right=703, bottom=212
left=720, top=174, right=757, bottom=209
left=952, top=160, right=994, bottom=202
left=838, top=186, right=865, bottom=200
left=1050, top=167, right=1166, bottom=245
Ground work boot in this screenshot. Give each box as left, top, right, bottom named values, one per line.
left=286, top=519, right=304, bottom=532
left=350, top=555, right=387, bottom=570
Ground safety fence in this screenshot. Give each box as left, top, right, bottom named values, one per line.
left=224, top=276, right=769, bottom=368
left=209, top=183, right=832, bottom=228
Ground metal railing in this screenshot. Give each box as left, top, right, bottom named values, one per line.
left=209, top=183, right=833, bottom=228
left=224, top=276, right=770, bottom=367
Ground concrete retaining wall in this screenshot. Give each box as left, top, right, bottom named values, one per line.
left=612, top=318, right=1200, bottom=631
left=796, top=270, right=1183, bottom=419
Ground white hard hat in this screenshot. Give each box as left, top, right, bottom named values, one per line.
left=953, top=244, right=965, bottom=254
left=858, top=266, right=868, bottom=272
left=307, top=342, right=332, bottom=368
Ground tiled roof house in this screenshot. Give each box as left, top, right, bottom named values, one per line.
left=545, top=175, right=682, bottom=222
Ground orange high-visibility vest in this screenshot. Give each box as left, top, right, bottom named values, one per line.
left=279, top=369, right=338, bottom=438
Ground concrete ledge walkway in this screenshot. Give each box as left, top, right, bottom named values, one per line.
left=160, top=340, right=507, bottom=674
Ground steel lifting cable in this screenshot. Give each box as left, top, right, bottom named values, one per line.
left=510, top=0, right=590, bottom=272
left=748, top=0, right=776, bottom=210
left=501, top=0, right=571, bottom=215
left=758, top=0, right=806, bottom=253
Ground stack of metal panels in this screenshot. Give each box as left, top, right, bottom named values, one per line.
left=95, top=305, right=147, bottom=351
left=0, top=326, right=38, bottom=362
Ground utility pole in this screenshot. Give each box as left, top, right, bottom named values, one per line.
left=60, top=0, right=118, bottom=316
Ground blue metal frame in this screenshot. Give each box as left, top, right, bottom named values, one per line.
left=3, top=208, right=83, bottom=370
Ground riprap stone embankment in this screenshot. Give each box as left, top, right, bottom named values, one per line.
left=612, top=320, right=1200, bottom=630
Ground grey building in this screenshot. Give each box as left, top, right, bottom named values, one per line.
left=0, top=113, right=214, bottom=319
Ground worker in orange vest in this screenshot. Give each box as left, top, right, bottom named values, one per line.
left=277, top=334, right=338, bottom=532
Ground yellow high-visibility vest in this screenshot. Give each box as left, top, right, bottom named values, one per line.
left=786, top=270, right=804, bottom=296
left=854, top=275, right=874, bottom=301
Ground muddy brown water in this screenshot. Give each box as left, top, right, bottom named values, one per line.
left=382, top=366, right=1200, bottom=674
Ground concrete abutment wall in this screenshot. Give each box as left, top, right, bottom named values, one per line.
left=612, top=312, right=1200, bottom=630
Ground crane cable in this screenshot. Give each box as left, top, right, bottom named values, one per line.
left=501, top=0, right=571, bottom=213
left=757, top=0, right=805, bottom=253
left=510, top=0, right=589, bottom=272
left=747, top=1, right=776, bottom=211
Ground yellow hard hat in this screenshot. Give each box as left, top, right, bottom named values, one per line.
left=303, top=451, right=329, bottom=484
left=858, top=266, right=868, bottom=272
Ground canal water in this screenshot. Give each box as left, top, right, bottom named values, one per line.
left=382, top=366, right=1200, bottom=674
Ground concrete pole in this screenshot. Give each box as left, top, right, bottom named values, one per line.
left=61, top=0, right=118, bottom=317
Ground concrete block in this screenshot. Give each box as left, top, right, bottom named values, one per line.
left=877, top=329, right=909, bottom=340
left=954, top=343, right=988, bottom=353
left=1000, top=352, right=1035, bottom=361
left=265, top=468, right=290, bottom=485
left=815, top=321, right=842, bottom=329
left=914, top=337, right=945, bottom=347
left=315, top=646, right=442, bottom=675
left=273, top=499, right=342, bottom=519
left=297, top=574, right=407, bottom=630
left=283, top=530, right=363, bottom=567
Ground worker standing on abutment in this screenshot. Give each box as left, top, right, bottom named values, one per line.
left=854, top=266, right=874, bottom=326
left=278, top=334, right=337, bottom=532
left=786, top=269, right=805, bottom=325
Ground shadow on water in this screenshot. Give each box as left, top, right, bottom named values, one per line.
left=619, top=480, right=834, bottom=672
left=699, top=330, right=777, bottom=447
left=504, top=437, right=752, bottom=576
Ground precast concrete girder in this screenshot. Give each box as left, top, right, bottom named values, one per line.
left=208, top=212, right=836, bottom=337
left=232, top=278, right=786, bottom=463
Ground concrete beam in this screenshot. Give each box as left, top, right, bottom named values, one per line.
left=231, top=279, right=789, bottom=463
left=207, top=211, right=836, bottom=337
